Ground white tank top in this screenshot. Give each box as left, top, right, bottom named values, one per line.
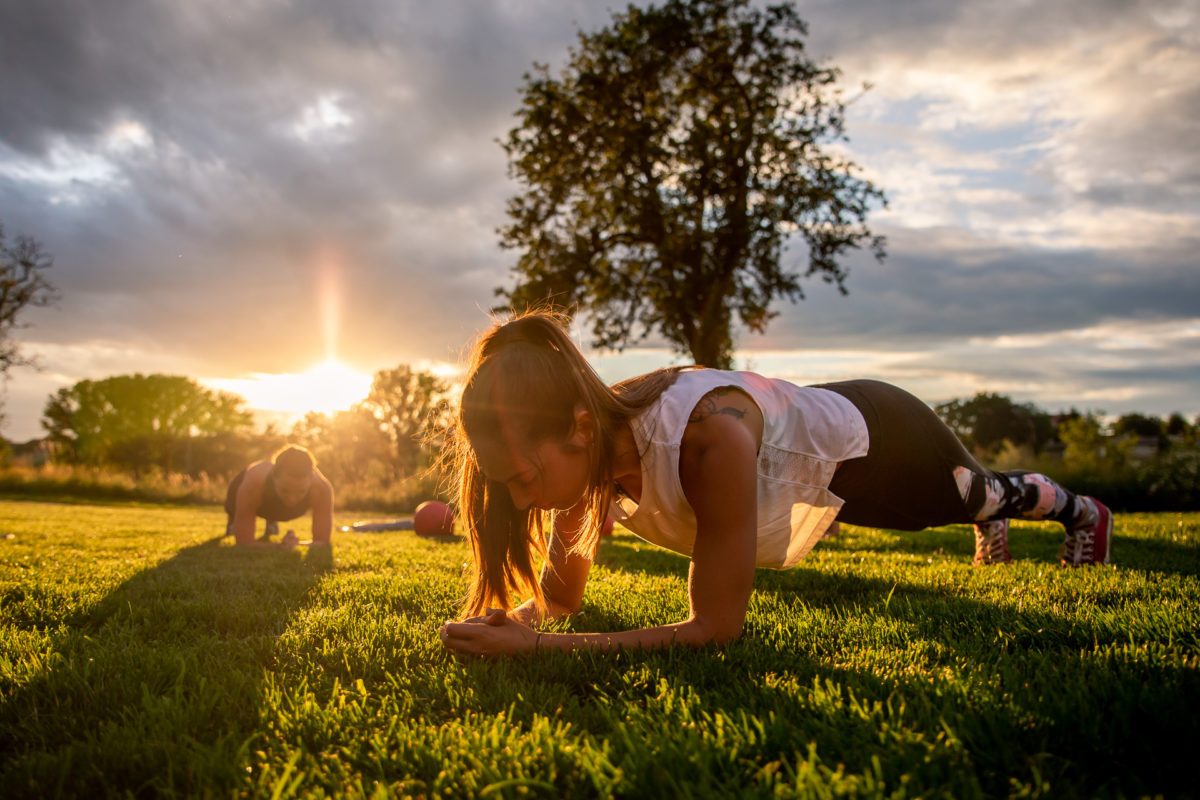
left=610, top=370, right=869, bottom=568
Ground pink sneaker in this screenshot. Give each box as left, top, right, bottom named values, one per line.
left=1061, top=497, right=1112, bottom=566
left=973, top=519, right=1012, bottom=565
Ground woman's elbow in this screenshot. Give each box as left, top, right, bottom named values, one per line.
left=710, top=623, right=744, bottom=646
left=685, top=616, right=744, bottom=647
left=547, top=596, right=582, bottom=618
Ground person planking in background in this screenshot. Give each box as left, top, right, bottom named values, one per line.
left=224, top=444, right=334, bottom=548
left=438, top=311, right=1113, bottom=658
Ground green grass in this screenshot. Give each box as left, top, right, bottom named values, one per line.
left=1, top=501, right=1197, bottom=799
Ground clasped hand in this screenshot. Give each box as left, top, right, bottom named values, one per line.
left=439, top=608, right=538, bottom=658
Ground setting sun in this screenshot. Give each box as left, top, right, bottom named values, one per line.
left=208, top=359, right=374, bottom=418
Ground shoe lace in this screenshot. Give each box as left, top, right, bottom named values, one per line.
left=975, top=524, right=1008, bottom=562
left=1063, top=524, right=1095, bottom=562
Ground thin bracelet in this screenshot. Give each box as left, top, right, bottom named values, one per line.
left=535, top=632, right=544, bottom=652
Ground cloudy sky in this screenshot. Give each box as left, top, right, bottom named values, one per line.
left=1, top=0, right=1197, bottom=442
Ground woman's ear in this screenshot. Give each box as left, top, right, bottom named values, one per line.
left=570, top=404, right=594, bottom=448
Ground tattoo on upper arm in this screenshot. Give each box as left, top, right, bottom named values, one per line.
left=688, top=388, right=748, bottom=423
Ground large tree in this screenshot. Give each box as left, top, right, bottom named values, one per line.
left=498, top=0, right=886, bottom=367
left=358, top=365, right=451, bottom=477
left=41, top=374, right=252, bottom=470
left=1, top=220, right=59, bottom=424
left=289, top=406, right=392, bottom=486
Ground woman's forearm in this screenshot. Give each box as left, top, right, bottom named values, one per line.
left=310, top=482, right=334, bottom=543
left=311, top=511, right=332, bottom=543
left=536, top=618, right=728, bottom=653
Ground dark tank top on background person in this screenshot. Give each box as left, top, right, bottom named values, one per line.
left=224, top=467, right=313, bottom=522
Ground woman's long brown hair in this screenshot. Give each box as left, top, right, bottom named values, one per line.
left=450, top=310, right=688, bottom=617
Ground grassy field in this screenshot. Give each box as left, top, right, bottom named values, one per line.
left=0, top=499, right=1197, bottom=799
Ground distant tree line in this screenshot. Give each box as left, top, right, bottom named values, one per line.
left=22, top=366, right=451, bottom=492
left=5, top=370, right=1197, bottom=510
left=41, top=374, right=254, bottom=476
left=936, top=393, right=1200, bottom=511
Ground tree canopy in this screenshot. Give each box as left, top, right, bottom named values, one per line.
left=935, top=392, right=1052, bottom=457
left=290, top=406, right=391, bottom=486
left=359, top=365, right=451, bottom=476
left=41, top=374, right=253, bottom=471
left=289, top=364, right=451, bottom=486
left=1112, top=413, right=1166, bottom=439
left=498, top=0, right=886, bottom=367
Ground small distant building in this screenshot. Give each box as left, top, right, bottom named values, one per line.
left=7, top=438, right=58, bottom=468
left=1040, top=439, right=1066, bottom=461
left=1123, top=435, right=1165, bottom=464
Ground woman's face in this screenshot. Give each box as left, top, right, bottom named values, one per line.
left=273, top=471, right=313, bottom=506
left=475, top=407, right=594, bottom=511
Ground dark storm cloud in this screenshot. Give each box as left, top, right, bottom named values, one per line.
left=807, top=0, right=1151, bottom=51
left=1, top=0, right=605, bottom=213
left=754, top=226, right=1200, bottom=349
left=4, top=0, right=1193, bottom=323
left=0, top=0, right=616, bottom=371
left=0, top=0, right=611, bottom=191
left=802, top=0, right=1200, bottom=210
left=2, top=2, right=462, bottom=153
left=0, top=0, right=1197, bottom=441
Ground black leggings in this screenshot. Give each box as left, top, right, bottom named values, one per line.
left=818, top=380, right=1079, bottom=531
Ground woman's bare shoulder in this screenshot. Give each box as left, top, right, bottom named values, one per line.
left=312, top=468, right=334, bottom=493
left=244, top=460, right=273, bottom=482
left=685, top=387, right=763, bottom=442
left=680, top=387, right=764, bottom=474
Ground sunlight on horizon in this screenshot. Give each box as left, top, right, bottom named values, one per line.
left=207, top=359, right=373, bottom=418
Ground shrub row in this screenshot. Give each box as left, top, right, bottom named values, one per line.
left=0, top=464, right=447, bottom=514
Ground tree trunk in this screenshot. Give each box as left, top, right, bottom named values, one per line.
left=689, top=305, right=734, bottom=369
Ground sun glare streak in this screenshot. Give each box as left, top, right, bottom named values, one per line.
left=316, top=247, right=342, bottom=362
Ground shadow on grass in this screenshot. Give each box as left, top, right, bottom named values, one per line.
left=454, top=563, right=1199, bottom=799
left=595, top=534, right=691, bottom=577
left=846, top=522, right=1200, bottom=577
left=0, top=536, right=333, bottom=798
left=730, top=571, right=1197, bottom=799
left=600, top=519, right=1200, bottom=579
left=438, top=529, right=1200, bottom=798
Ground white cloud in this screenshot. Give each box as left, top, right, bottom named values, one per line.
left=0, top=119, right=155, bottom=206
left=834, top=2, right=1200, bottom=252
left=981, top=318, right=1200, bottom=350
left=1, top=139, right=120, bottom=205
left=291, top=94, right=354, bottom=143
